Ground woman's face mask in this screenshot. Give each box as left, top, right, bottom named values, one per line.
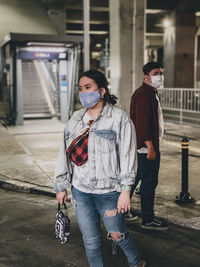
left=150, top=75, right=164, bottom=89
left=79, top=90, right=101, bottom=108
left=78, top=76, right=103, bottom=108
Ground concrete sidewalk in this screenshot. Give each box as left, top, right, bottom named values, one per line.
left=0, top=119, right=200, bottom=230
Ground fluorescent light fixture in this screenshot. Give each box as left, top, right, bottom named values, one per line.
left=146, top=9, right=167, bottom=14
left=27, top=42, right=65, bottom=47
left=21, top=47, right=67, bottom=53
left=95, top=43, right=102, bottom=48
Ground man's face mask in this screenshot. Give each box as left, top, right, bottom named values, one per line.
left=79, top=90, right=101, bottom=108
left=150, top=75, right=164, bottom=89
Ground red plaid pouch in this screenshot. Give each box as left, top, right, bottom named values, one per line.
left=66, top=128, right=89, bottom=166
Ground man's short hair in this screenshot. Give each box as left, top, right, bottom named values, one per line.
left=143, top=62, right=163, bottom=75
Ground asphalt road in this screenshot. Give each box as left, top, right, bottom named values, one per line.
left=0, top=189, right=200, bottom=267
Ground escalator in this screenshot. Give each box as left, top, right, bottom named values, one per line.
left=22, top=61, right=52, bottom=119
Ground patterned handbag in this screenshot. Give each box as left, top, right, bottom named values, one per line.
left=55, top=203, right=70, bottom=244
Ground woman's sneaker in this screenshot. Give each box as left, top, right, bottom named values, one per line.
left=125, top=209, right=138, bottom=221
left=137, top=260, right=146, bottom=267
left=141, top=218, right=169, bottom=230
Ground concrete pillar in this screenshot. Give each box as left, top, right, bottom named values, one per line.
left=163, top=12, right=176, bottom=87
left=164, top=11, right=196, bottom=88
left=118, top=0, right=134, bottom=113
left=83, top=0, right=90, bottom=71
left=109, top=0, right=121, bottom=100
left=194, top=27, right=200, bottom=88
left=175, top=11, right=195, bottom=88
left=16, top=59, right=23, bottom=125
left=59, top=60, right=68, bottom=123
left=47, top=3, right=66, bottom=34
left=109, top=0, right=145, bottom=113
left=132, top=0, right=146, bottom=91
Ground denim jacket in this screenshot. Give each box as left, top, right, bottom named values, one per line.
left=54, top=103, right=137, bottom=192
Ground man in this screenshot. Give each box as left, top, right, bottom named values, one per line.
left=129, top=61, right=168, bottom=230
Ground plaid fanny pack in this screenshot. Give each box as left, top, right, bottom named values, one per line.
left=66, top=128, right=89, bottom=166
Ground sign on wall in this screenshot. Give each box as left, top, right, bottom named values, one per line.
left=18, top=50, right=68, bottom=60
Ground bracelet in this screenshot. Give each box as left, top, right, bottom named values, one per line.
left=121, top=185, right=131, bottom=191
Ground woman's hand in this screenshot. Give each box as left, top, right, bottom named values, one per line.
left=56, top=190, right=67, bottom=204
left=117, top=190, right=131, bottom=213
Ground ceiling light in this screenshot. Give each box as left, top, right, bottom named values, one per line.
left=163, top=19, right=171, bottom=28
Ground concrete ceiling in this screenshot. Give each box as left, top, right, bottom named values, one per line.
left=40, top=0, right=200, bottom=51
left=41, top=0, right=200, bottom=35
left=147, top=0, right=200, bottom=12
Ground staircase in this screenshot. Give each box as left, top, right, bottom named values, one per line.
left=22, top=61, right=52, bottom=119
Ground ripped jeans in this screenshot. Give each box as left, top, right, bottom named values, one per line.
left=71, top=186, right=140, bottom=267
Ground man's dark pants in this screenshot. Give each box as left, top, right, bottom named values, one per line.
left=130, top=152, right=160, bottom=223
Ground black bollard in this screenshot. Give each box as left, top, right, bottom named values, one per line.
left=175, top=137, right=195, bottom=204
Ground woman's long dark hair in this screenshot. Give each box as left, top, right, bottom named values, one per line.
left=79, top=70, right=118, bottom=105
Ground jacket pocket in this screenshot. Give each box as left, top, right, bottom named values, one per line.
left=95, top=129, right=116, bottom=153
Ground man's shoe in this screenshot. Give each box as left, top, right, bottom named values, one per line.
left=137, top=260, right=146, bottom=267
left=141, top=218, right=169, bottom=230
left=125, top=209, right=138, bottom=222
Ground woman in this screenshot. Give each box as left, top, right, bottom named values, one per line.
left=54, top=70, right=145, bottom=267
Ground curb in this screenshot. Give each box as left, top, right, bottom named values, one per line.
left=0, top=178, right=56, bottom=198
left=165, top=131, right=197, bottom=141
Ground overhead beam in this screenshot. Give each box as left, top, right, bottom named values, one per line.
left=66, top=30, right=108, bottom=35
left=65, top=5, right=109, bottom=12
left=66, top=19, right=109, bottom=25
left=145, top=32, right=164, bottom=36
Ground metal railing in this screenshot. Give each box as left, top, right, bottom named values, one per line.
left=158, top=88, right=200, bottom=125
